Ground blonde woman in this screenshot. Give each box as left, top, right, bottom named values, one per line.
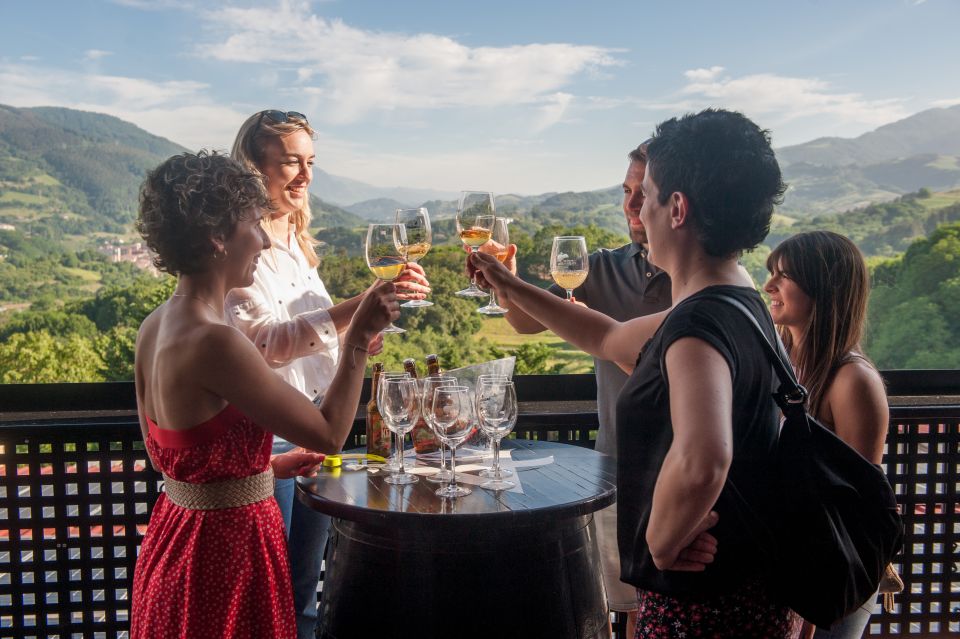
left=227, top=110, right=429, bottom=638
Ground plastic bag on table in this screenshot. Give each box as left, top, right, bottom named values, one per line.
left=424, top=356, right=515, bottom=458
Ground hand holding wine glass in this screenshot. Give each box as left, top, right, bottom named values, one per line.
left=550, top=236, right=589, bottom=301
left=365, top=223, right=407, bottom=334
left=477, top=217, right=510, bottom=315
left=395, top=208, right=433, bottom=308
left=455, top=191, right=495, bottom=298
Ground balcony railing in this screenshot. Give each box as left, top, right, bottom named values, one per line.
left=1, top=372, right=958, bottom=639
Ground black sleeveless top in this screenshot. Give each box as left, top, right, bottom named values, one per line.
left=615, top=285, right=781, bottom=598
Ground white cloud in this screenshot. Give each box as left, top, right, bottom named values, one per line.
left=931, top=97, right=960, bottom=108
left=196, top=0, right=621, bottom=128
left=684, top=66, right=725, bottom=82
left=19, top=55, right=41, bottom=62
left=671, top=68, right=909, bottom=131
left=532, top=93, right=574, bottom=133
left=0, top=62, right=244, bottom=150
left=84, top=49, right=113, bottom=61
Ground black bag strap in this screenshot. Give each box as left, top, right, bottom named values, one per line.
left=690, top=292, right=809, bottom=407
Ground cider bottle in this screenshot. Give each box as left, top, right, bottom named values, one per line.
left=403, top=357, right=441, bottom=454
left=365, top=363, right=391, bottom=457
left=425, top=353, right=442, bottom=376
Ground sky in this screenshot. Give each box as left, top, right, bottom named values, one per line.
left=1, top=0, right=959, bottom=196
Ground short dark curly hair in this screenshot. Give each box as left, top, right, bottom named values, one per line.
left=646, top=109, right=786, bottom=257
left=137, top=150, right=271, bottom=275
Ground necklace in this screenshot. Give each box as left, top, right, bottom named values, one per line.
left=171, top=293, right=220, bottom=315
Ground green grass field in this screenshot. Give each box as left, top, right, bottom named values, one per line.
left=918, top=188, right=960, bottom=211
left=475, top=315, right=594, bottom=373
left=0, top=191, right=47, bottom=205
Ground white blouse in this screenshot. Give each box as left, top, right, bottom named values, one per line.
left=225, top=234, right=341, bottom=413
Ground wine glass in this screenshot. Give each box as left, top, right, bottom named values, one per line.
left=378, top=371, right=412, bottom=473
left=550, top=236, right=589, bottom=301
left=420, top=375, right=458, bottom=483
left=365, top=223, right=407, bottom=334
left=477, top=217, right=510, bottom=315
left=476, top=374, right=514, bottom=479
left=430, top=386, right=476, bottom=498
left=395, top=207, right=433, bottom=308
left=380, top=377, right=420, bottom=485
left=455, top=191, right=496, bottom=298
left=477, top=381, right=518, bottom=491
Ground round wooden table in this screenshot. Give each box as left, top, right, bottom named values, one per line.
left=297, top=439, right=617, bottom=639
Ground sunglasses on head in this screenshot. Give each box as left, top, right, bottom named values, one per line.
left=253, top=110, right=309, bottom=136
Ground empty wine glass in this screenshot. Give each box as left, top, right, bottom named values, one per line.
left=430, top=385, right=475, bottom=498
left=380, top=377, right=420, bottom=485
left=378, top=371, right=411, bottom=473
left=366, top=223, right=407, bottom=333
left=455, top=191, right=495, bottom=298
left=420, top=375, right=458, bottom=483
left=477, top=381, right=518, bottom=491
left=477, top=217, right=510, bottom=315
left=395, top=207, right=433, bottom=308
left=550, top=236, right=589, bottom=301
left=476, top=374, right=513, bottom=479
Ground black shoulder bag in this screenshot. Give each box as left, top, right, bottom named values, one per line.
left=703, top=292, right=904, bottom=627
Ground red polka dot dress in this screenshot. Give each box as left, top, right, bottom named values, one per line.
left=131, top=405, right=295, bottom=639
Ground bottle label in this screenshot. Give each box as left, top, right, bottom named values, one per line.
left=366, top=412, right=392, bottom=457
left=411, top=419, right=441, bottom=454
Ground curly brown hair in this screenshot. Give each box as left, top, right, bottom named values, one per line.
left=137, top=151, right=272, bottom=275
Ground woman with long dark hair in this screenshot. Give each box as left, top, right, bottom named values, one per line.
left=764, top=230, right=889, bottom=638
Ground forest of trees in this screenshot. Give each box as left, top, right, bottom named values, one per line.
left=3, top=213, right=959, bottom=383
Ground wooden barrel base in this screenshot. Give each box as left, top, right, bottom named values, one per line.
left=317, top=513, right=608, bottom=639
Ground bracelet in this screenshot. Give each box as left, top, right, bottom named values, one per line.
left=345, top=341, right=369, bottom=368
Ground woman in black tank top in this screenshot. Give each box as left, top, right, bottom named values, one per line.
left=469, top=109, right=802, bottom=638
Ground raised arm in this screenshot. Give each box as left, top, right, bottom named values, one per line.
left=209, top=281, right=399, bottom=453
left=470, top=250, right=667, bottom=368
left=646, top=337, right=731, bottom=570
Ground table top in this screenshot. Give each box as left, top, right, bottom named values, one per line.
left=296, top=439, right=616, bottom=528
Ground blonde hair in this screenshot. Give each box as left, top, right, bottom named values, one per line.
left=231, top=111, right=321, bottom=268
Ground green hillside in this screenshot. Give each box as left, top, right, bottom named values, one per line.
left=768, top=188, right=960, bottom=255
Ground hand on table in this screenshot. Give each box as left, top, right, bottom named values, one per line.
left=271, top=448, right=325, bottom=479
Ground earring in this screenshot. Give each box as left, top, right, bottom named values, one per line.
left=213, top=248, right=228, bottom=261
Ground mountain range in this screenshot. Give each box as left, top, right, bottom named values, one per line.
left=2, top=103, right=960, bottom=240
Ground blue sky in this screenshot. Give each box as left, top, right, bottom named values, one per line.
left=1, top=0, right=958, bottom=195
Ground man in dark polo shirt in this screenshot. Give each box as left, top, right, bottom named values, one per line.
left=500, top=141, right=671, bottom=631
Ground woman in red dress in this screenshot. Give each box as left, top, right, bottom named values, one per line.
left=129, top=151, right=398, bottom=638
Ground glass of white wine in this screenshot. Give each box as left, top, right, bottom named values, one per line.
left=455, top=191, right=495, bottom=298
left=550, top=236, right=589, bottom=301
left=365, top=223, right=407, bottom=334
left=395, top=207, right=433, bottom=308
left=477, top=217, right=510, bottom=315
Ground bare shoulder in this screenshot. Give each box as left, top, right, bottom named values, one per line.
left=829, top=358, right=886, bottom=402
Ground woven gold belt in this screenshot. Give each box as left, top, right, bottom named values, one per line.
left=162, top=468, right=274, bottom=511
